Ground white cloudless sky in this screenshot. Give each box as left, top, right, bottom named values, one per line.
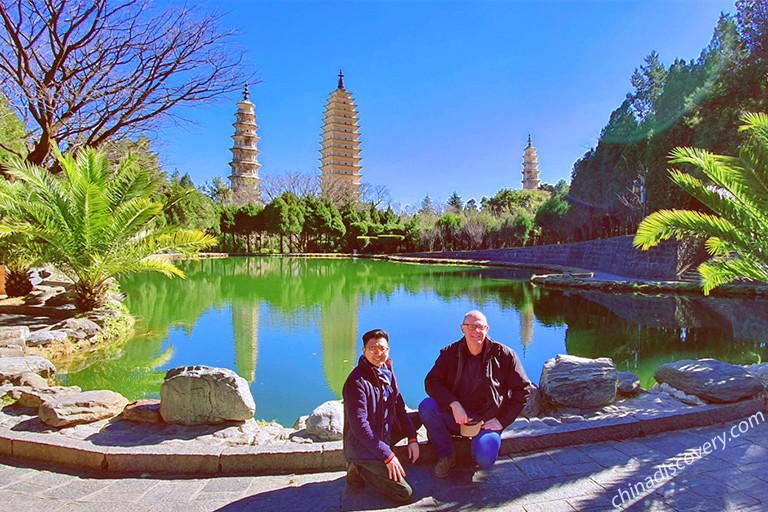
left=158, top=0, right=736, bottom=208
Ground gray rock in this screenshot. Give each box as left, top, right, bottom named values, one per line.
left=618, top=371, right=642, bottom=397
left=11, top=385, right=83, bottom=408
left=28, top=330, right=68, bottom=345
left=293, top=415, right=309, bottom=430
left=521, top=383, right=541, bottom=418
left=0, top=346, right=25, bottom=358
left=39, top=390, right=128, bottom=427
left=14, top=371, right=49, bottom=388
left=0, top=326, right=30, bottom=346
left=306, top=400, right=343, bottom=441
left=50, top=318, right=102, bottom=338
left=745, top=362, right=768, bottom=389
left=159, top=366, right=255, bottom=425
left=657, top=382, right=705, bottom=406
left=539, top=354, right=618, bottom=408
left=120, top=399, right=162, bottom=424
left=655, top=359, right=764, bottom=403
left=0, top=356, right=56, bottom=382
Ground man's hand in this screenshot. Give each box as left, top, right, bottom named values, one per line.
left=386, top=455, right=407, bottom=482
left=483, top=417, right=503, bottom=431
left=449, top=401, right=468, bottom=424
left=408, top=441, right=420, bottom=463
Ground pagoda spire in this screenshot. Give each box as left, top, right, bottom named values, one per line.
left=521, top=135, right=540, bottom=190
left=320, top=71, right=362, bottom=203
left=228, top=86, right=261, bottom=205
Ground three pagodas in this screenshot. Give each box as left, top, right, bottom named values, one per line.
left=228, top=72, right=540, bottom=205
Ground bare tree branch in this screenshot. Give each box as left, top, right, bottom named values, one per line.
left=0, top=0, right=255, bottom=169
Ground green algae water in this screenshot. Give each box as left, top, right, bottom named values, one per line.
left=57, top=257, right=768, bottom=426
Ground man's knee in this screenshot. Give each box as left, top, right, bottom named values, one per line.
left=473, top=431, right=501, bottom=469
left=418, top=397, right=439, bottom=419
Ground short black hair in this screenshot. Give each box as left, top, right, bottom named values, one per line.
left=362, top=329, right=389, bottom=347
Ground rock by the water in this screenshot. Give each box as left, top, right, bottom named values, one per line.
left=0, top=346, right=25, bottom=358
left=656, top=382, right=705, bottom=406
left=28, top=330, right=68, bottom=346
left=0, top=327, right=29, bottom=346
left=160, top=366, right=255, bottom=425
left=0, top=356, right=56, bottom=382
left=618, top=371, right=642, bottom=397
left=293, top=415, right=309, bottom=431
left=120, top=399, right=163, bottom=424
left=745, top=362, right=768, bottom=389
left=51, top=317, right=102, bottom=339
left=11, top=385, right=83, bottom=408
left=521, top=383, right=542, bottom=418
left=655, top=359, right=764, bottom=403
left=306, top=400, right=344, bottom=441
left=39, top=390, right=128, bottom=427
left=539, top=354, right=618, bottom=409
left=14, top=372, right=49, bottom=388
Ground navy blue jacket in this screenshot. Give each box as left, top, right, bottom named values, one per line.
left=343, top=356, right=416, bottom=464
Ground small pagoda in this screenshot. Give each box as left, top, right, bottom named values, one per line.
left=522, top=134, right=541, bottom=190
left=319, top=70, right=362, bottom=202
left=228, top=84, right=261, bottom=205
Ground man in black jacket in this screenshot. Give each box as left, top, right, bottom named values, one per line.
left=343, top=329, right=420, bottom=503
left=419, top=310, right=531, bottom=478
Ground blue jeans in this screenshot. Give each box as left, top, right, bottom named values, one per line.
left=418, top=397, right=502, bottom=469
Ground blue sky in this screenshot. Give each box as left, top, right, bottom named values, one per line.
left=160, top=0, right=736, bottom=208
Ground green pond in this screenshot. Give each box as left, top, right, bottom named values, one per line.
left=57, top=257, right=768, bottom=426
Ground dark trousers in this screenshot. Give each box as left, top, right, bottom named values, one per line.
left=346, top=411, right=421, bottom=503
left=348, top=461, right=413, bottom=503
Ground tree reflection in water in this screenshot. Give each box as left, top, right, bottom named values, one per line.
left=57, top=257, right=768, bottom=426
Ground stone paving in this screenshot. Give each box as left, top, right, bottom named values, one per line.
left=0, top=419, right=765, bottom=512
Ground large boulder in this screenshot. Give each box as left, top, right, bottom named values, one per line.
left=655, top=359, right=764, bottom=403
left=0, top=356, right=56, bottom=382
left=159, top=366, right=255, bottom=425
left=306, top=400, right=344, bottom=441
left=539, top=354, right=618, bottom=409
left=39, top=390, right=128, bottom=427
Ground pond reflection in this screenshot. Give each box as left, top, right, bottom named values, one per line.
left=57, top=257, right=768, bottom=426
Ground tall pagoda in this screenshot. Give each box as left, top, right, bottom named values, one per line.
left=522, top=134, right=541, bottom=190
left=319, top=70, right=362, bottom=202
left=228, top=84, right=261, bottom=205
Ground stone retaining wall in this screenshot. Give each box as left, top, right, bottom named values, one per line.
left=0, top=396, right=764, bottom=475
left=405, top=236, right=691, bottom=280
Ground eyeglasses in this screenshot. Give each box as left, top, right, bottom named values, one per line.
left=366, top=346, right=390, bottom=354
left=461, top=323, right=488, bottom=331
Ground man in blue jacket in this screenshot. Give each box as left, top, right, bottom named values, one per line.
left=419, top=310, right=531, bottom=478
left=343, top=329, right=420, bottom=503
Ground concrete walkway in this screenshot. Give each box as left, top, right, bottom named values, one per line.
left=0, top=419, right=765, bottom=512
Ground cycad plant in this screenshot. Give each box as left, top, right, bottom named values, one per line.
left=634, top=112, right=768, bottom=294
left=0, top=147, right=217, bottom=310
left=0, top=233, right=37, bottom=297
